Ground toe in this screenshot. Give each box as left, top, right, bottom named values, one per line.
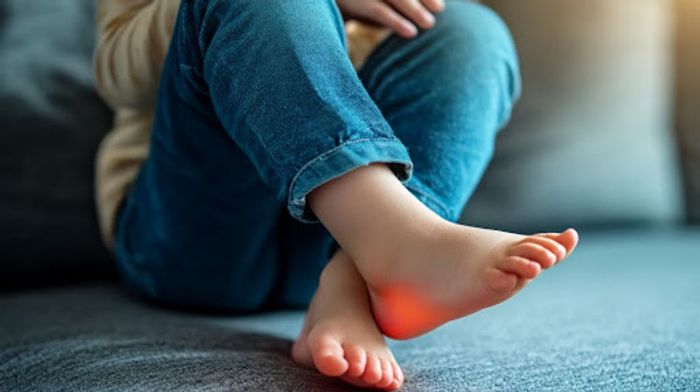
left=376, top=358, right=394, bottom=389
left=392, top=361, right=404, bottom=389
left=509, top=242, right=557, bottom=269
left=309, top=333, right=349, bottom=377
left=539, top=229, right=579, bottom=257
left=485, top=268, right=519, bottom=294
left=526, top=236, right=568, bottom=262
left=343, top=344, right=367, bottom=378
left=499, top=256, right=541, bottom=280
left=362, top=353, right=383, bottom=385
left=291, top=337, right=314, bottom=369
left=556, top=228, right=579, bottom=255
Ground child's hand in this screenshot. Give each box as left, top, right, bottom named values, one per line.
left=337, top=0, right=445, bottom=38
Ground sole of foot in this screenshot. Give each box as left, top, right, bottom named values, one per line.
left=365, top=226, right=579, bottom=340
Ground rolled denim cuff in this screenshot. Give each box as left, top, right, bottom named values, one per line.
left=288, top=137, right=413, bottom=223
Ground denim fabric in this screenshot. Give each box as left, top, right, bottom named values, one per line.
left=114, top=0, right=520, bottom=311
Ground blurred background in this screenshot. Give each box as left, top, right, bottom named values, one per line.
left=0, top=0, right=698, bottom=290
left=463, top=0, right=698, bottom=232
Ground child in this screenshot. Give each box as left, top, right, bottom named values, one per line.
left=94, top=0, right=578, bottom=390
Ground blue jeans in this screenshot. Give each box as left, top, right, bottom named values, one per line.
left=114, top=0, right=520, bottom=312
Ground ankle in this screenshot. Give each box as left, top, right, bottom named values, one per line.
left=308, top=164, right=441, bottom=272
left=308, top=164, right=403, bottom=251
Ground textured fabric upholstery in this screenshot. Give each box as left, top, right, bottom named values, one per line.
left=2, top=230, right=698, bottom=391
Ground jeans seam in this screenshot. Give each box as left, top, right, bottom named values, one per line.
left=287, top=136, right=410, bottom=208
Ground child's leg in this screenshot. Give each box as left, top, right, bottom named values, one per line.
left=359, top=0, right=522, bottom=223
left=271, top=0, right=520, bottom=314
left=113, top=0, right=408, bottom=385
left=309, top=2, right=579, bottom=339
left=114, top=0, right=413, bottom=311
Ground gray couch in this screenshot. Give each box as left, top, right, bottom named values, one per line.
left=2, top=1, right=698, bottom=391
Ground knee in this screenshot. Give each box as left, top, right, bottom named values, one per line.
left=433, top=1, right=521, bottom=102
left=193, top=0, right=348, bottom=76
left=195, top=0, right=342, bottom=38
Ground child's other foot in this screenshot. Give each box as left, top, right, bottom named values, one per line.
left=292, top=250, right=404, bottom=391
left=309, top=164, right=579, bottom=340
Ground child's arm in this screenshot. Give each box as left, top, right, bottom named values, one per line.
left=94, top=0, right=178, bottom=110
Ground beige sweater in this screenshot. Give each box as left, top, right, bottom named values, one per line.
left=94, top=0, right=389, bottom=246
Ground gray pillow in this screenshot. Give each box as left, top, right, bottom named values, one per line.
left=0, top=0, right=114, bottom=290
left=463, top=0, right=683, bottom=232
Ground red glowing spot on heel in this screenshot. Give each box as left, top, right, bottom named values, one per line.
left=371, top=285, right=445, bottom=340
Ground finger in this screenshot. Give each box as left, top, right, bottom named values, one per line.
left=421, top=0, right=445, bottom=13
left=365, top=1, right=418, bottom=38
left=386, top=0, right=436, bottom=29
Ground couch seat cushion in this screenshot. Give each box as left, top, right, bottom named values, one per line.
left=1, top=229, right=699, bottom=391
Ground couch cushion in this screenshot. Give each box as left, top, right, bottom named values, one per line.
left=0, top=0, right=114, bottom=290
left=1, top=229, right=698, bottom=391
left=463, top=0, right=683, bottom=232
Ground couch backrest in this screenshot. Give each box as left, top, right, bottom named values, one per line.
left=464, top=0, right=685, bottom=231
left=0, top=0, right=114, bottom=291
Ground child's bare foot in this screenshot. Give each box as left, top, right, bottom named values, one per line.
left=309, top=164, right=579, bottom=339
left=292, top=249, right=404, bottom=391
left=366, top=224, right=578, bottom=339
